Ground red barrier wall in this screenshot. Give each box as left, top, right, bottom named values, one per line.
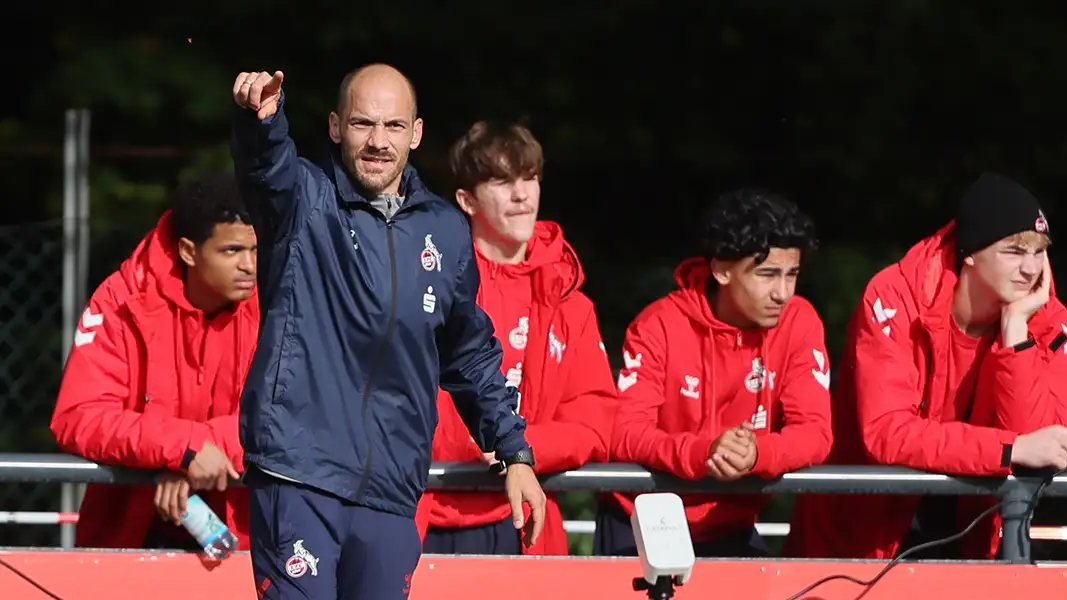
left=1, top=551, right=1065, bottom=599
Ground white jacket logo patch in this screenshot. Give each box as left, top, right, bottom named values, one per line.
left=872, top=297, right=897, bottom=337
left=811, top=349, right=831, bottom=390
left=74, top=308, right=103, bottom=347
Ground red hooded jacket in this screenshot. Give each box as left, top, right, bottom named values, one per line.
left=785, top=222, right=1067, bottom=559
left=50, top=211, right=259, bottom=550
left=608, top=258, right=833, bottom=542
left=415, top=221, right=617, bottom=555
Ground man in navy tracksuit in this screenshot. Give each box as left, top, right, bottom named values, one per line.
left=230, top=64, right=547, bottom=600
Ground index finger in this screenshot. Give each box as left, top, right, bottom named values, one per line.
left=178, top=480, right=190, bottom=516
left=508, top=489, right=525, bottom=529
left=712, top=454, right=741, bottom=480
left=1050, top=425, right=1067, bottom=446
left=718, top=437, right=749, bottom=457
left=526, top=493, right=546, bottom=547
left=719, top=449, right=750, bottom=472
left=705, top=458, right=725, bottom=479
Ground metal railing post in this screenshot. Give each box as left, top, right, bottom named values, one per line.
left=60, top=107, right=91, bottom=549
left=997, top=474, right=1043, bottom=564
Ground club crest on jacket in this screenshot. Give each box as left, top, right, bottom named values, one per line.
left=421, top=234, right=442, bottom=272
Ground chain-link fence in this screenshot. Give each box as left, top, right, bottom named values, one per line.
left=0, top=219, right=66, bottom=546
left=0, top=214, right=155, bottom=547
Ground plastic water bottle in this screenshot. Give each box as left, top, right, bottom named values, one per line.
left=180, top=494, right=238, bottom=560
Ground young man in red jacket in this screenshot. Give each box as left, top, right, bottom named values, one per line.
left=414, top=122, right=617, bottom=555
left=597, top=189, right=832, bottom=557
left=786, top=172, right=1067, bottom=560
left=51, top=173, right=259, bottom=551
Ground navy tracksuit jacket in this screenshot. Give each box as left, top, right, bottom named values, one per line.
left=232, top=95, right=528, bottom=519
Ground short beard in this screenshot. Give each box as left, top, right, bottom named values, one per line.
left=342, top=146, right=404, bottom=195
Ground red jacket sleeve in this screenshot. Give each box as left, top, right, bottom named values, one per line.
left=523, top=303, right=617, bottom=473
left=610, top=312, right=710, bottom=480
left=970, top=301, right=1067, bottom=434
left=207, top=415, right=244, bottom=471
left=751, top=305, right=833, bottom=477
left=854, top=279, right=1016, bottom=476
left=429, top=389, right=485, bottom=463
left=50, top=285, right=213, bottom=471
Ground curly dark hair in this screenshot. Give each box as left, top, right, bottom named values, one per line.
left=169, top=172, right=252, bottom=244
left=699, top=188, right=818, bottom=264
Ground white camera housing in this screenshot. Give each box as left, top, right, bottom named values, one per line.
left=631, top=492, right=695, bottom=586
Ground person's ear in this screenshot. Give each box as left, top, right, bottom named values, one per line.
left=178, top=238, right=197, bottom=268
left=329, top=112, right=342, bottom=144
left=710, top=259, right=732, bottom=286
left=455, top=188, right=477, bottom=217
left=410, top=118, right=424, bottom=150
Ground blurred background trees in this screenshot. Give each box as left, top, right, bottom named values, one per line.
left=3, top=0, right=1066, bottom=552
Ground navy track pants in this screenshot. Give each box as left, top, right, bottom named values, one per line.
left=247, top=468, right=421, bottom=600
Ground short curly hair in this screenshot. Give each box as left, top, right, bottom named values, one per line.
left=169, top=172, right=252, bottom=245
left=699, top=188, right=817, bottom=264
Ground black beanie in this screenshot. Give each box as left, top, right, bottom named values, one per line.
left=956, top=172, right=1050, bottom=266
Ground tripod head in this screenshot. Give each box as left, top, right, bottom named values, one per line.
left=632, top=575, right=682, bottom=600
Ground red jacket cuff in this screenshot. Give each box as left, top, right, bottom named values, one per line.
left=995, top=430, right=1019, bottom=475
left=685, top=436, right=711, bottom=480
left=750, top=436, right=775, bottom=478
left=173, top=424, right=212, bottom=471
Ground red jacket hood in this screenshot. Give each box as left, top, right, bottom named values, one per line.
left=670, top=258, right=729, bottom=331
left=420, top=221, right=610, bottom=557
left=784, top=221, right=1064, bottom=561
left=51, top=210, right=260, bottom=552
left=668, top=257, right=787, bottom=336
left=896, top=221, right=1057, bottom=324
left=475, top=221, right=584, bottom=301
left=609, top=257, right=833, bottom=543
left=117, top=210, right=200, bottom=312
left=116, top=210, right=258, bottom=313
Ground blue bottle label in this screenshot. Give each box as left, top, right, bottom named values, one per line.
left=181, top=495, right=227, bottom=547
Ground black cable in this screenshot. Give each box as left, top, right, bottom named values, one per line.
left=0, top=557, right=64, bottom=599
left=783, top=473, right=1057, bottom=600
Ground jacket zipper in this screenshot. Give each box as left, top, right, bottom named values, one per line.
left=353, top=218, right=400, bottom=502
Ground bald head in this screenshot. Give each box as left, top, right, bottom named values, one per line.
left=337, top=63, right=418, bottom=120
left=329, top=63, right=424, bottom=196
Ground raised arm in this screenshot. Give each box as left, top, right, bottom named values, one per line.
left=230, top=71, right=307, bottom=237
left=970, top=330, right=1067, bottom=434
left=852, top=281, right=1017, bottom=475
left=972, top=259, right=1067, bottom=432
